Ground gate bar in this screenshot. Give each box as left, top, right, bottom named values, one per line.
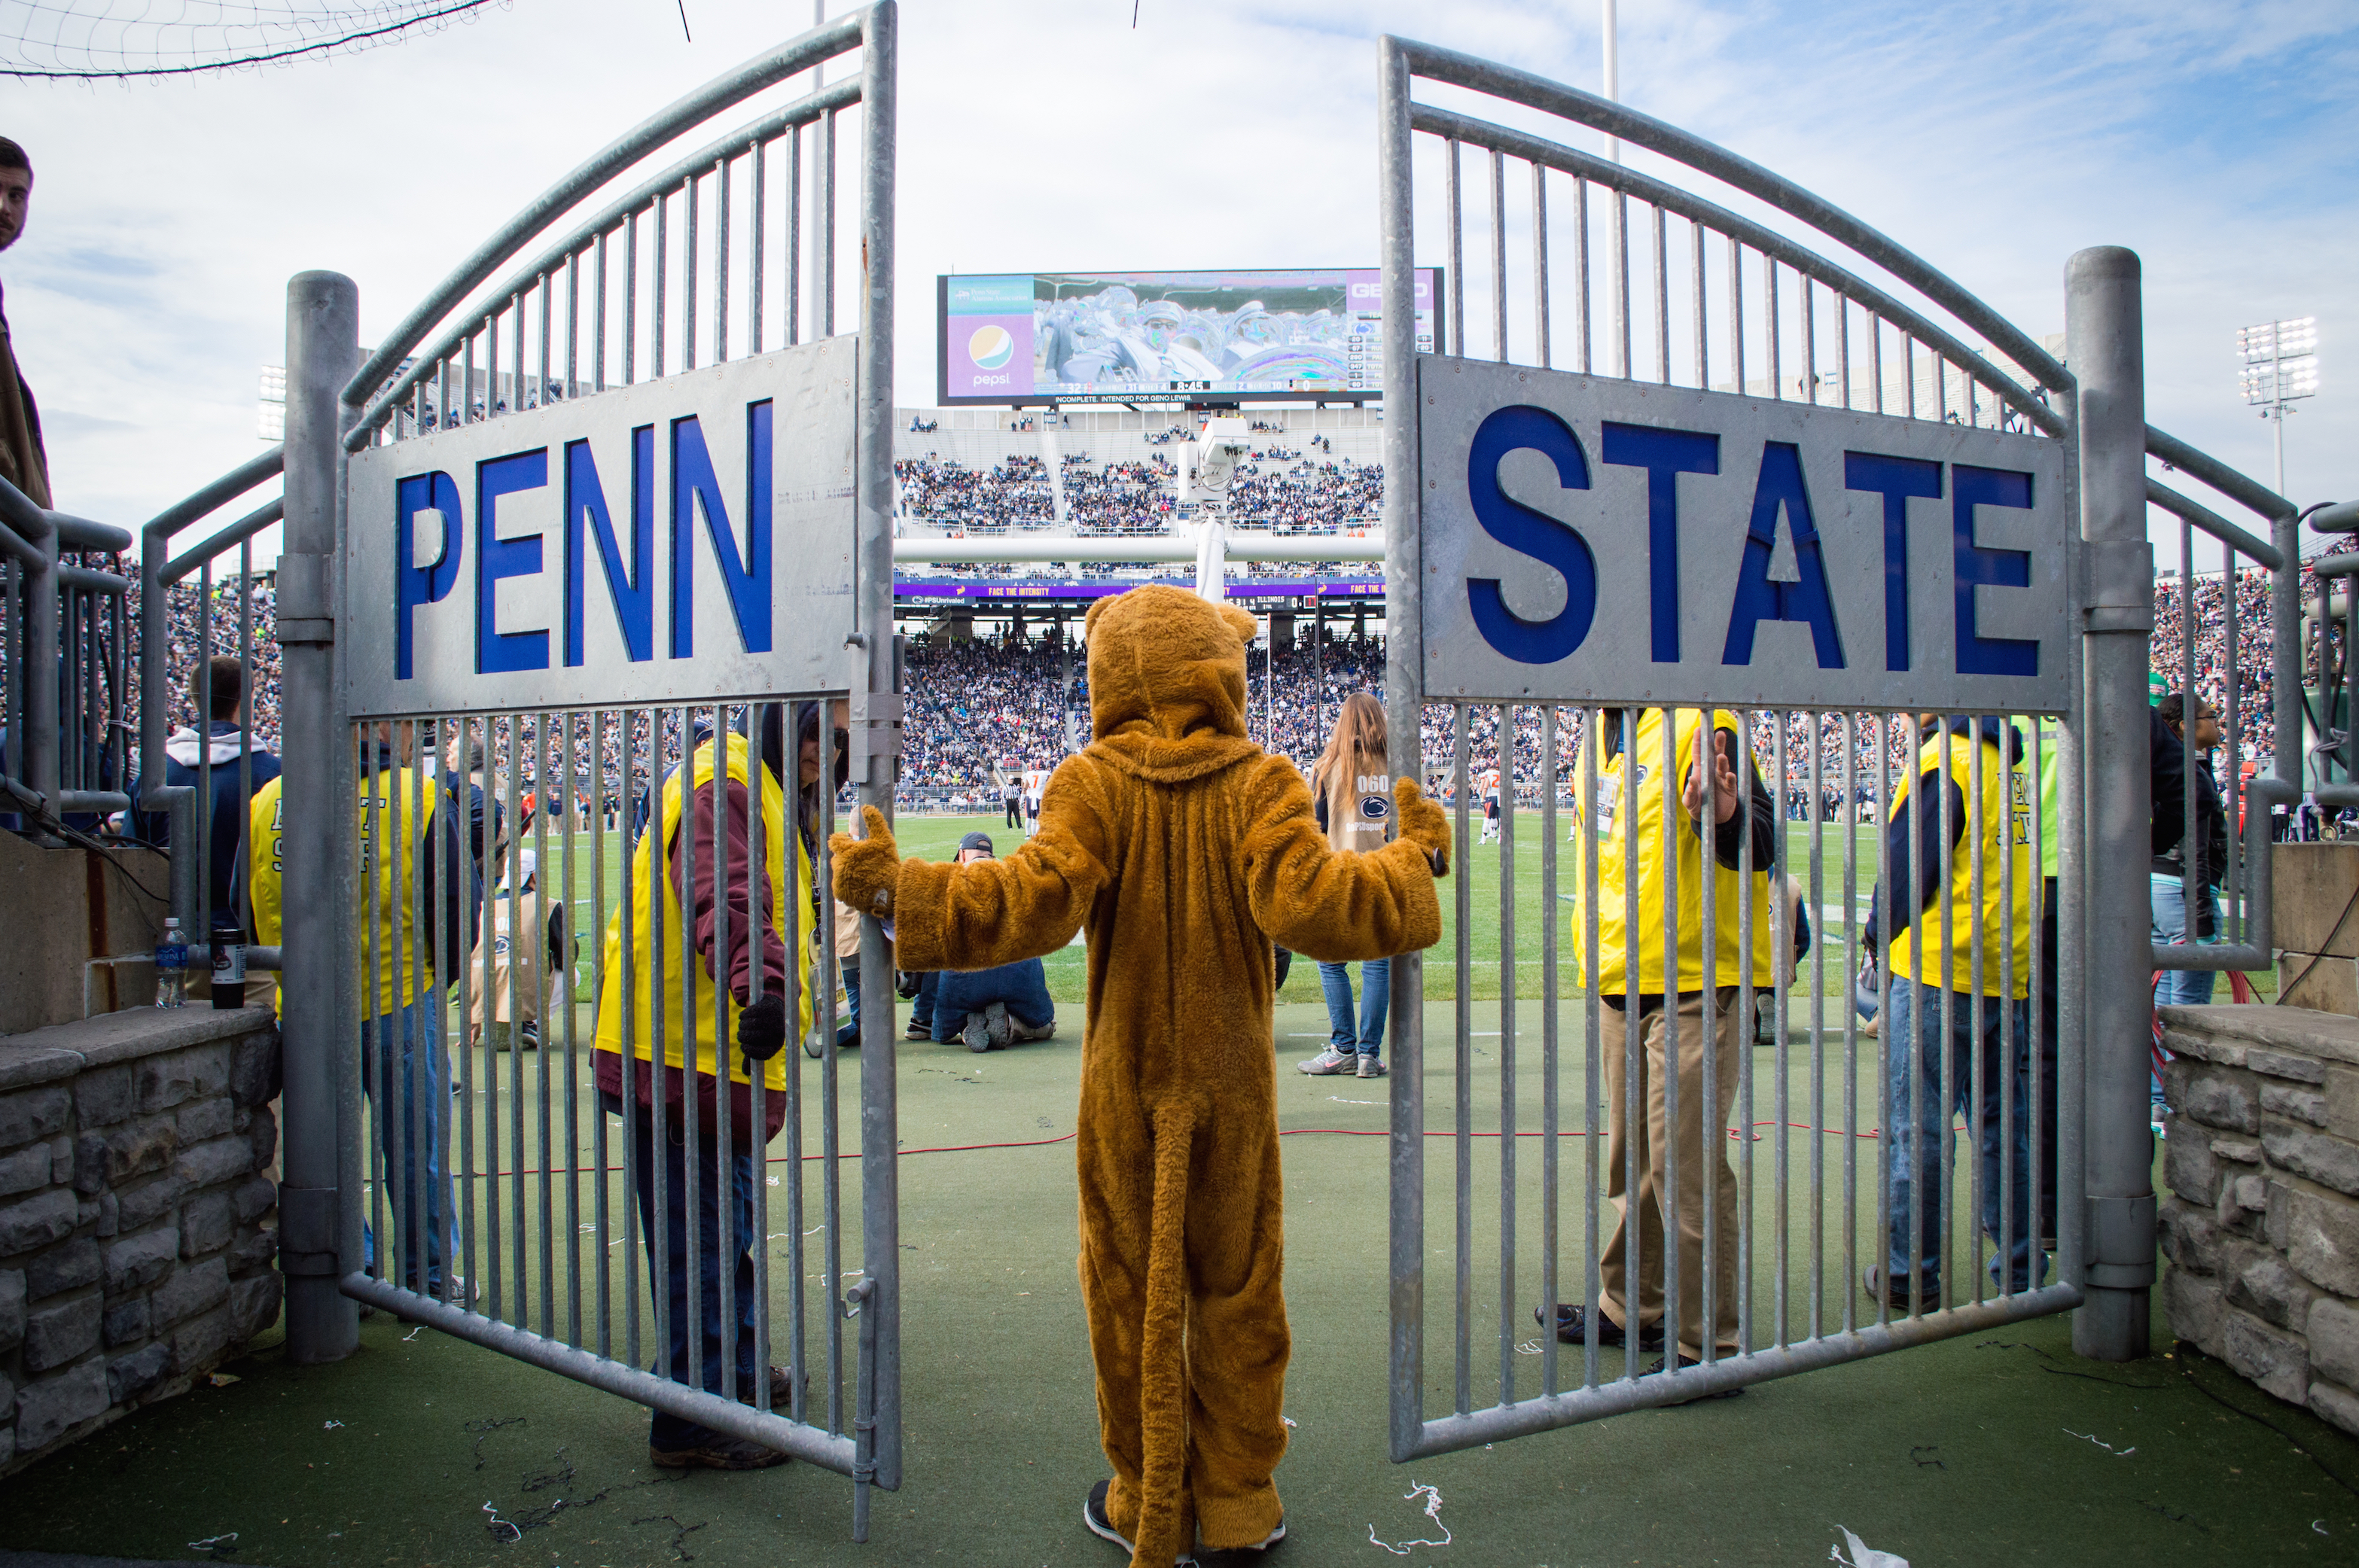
left=1398, top=1284, right=2082, bottom=1459
left=344, top=1274, right=858, bottom=1471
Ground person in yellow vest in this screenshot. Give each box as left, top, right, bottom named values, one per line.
left=591, top=705, right=814, bottom=1472
left=1541, top=707, right=1777, bottom=1393
left=1863, top=714, right=2041, bottom=1307
left=248, top=718, right=466, bottom=1299
left=465, top=848, right=568, bottom=1050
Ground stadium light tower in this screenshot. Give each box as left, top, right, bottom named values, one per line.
left=2237, top=315, right=2318, bottom=498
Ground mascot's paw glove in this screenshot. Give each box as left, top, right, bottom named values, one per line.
left=829, top=805, right=902, bottom=919
left=737, top=993, right=788, bottom=1062
left=1396, top=778, right=1451, bottom=878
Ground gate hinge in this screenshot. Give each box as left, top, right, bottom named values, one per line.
left=277, top=1184, right=340, bottom=1274
left=2080, top=540, right=2154, bottom=633
left=846, top=659, right=904, bottom=769
left=276, top=553, right=337, bottom=645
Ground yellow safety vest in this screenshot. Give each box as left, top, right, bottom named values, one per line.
left=1569, top=707, right=1776, bottom=994
left=247, top=775, right=286, bottom=1018
left=1885, top=727, right=2035, bottom=997
left=248, top=766, right=440, bottom=1018
left=593, top=732, right=810, bottom=1094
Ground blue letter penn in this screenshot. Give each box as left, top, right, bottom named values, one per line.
left=395, top=470, right=463, bottom=681
left=475, top=449, right=551, bottom=674
left=669, top=403, right=773, bottom=659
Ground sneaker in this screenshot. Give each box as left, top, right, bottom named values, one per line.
left=1010, top=1017, right=1057, bottom=1043
left=1298, top=1046, right=1355, bottom=1075
left=962, top=1010, right=992, bottom=1053
left=650, top=1437, right=790, bottom=1470
left=1196, top=1518, right=1287, bottom=1563
left=1861, top=1264, right=1928, bottom=1311
left=905, top=1018, right=932, bottom=1041
left=1642, top=1353, right=1745, bottom=1402
left=1535, top=1302, right=1663, bottom=1350
left=517, top=1021, right=540, bottom=1051
left=1356, top=1053, right=1387, bottom=1078
left=1083, top=1479, right=1133, bottom=1552
left=1081, top=1480, right=1197, bottom=1561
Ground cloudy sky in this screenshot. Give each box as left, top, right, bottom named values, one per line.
left=5, top=0, right=2354, bottom=565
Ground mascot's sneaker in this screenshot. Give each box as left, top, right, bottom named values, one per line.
left=1298, top=1046, right=1355, bottom=1075
left=1196, top=1519, right=1287, bottom=1563
left=962, top=1010, right=993, bottom=1053
left=985, top=1000, right=1014, bottom=1050
left=1083, top=1480, right=1200, bottom=1563
left=1356, top=1054, right=1387, bottom=1078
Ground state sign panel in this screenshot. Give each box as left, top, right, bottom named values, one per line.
left=1417, top=356, right=2071, bottom=713
left=347, top=335, right=858, bottom=717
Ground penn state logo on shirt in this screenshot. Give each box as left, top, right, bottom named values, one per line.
left=1358, top=794, right=1391, bottom=821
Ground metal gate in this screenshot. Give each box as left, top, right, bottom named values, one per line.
left=1375, top=36, right=2304, bottom=1457
left=258, top=7, right=902, bottom=1531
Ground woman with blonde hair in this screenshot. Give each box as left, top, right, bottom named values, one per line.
left=1299, top=692, right=1396, bottom=1078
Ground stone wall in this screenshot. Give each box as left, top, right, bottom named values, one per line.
left=0, top=1006, right=282, bottom=1475
left=2157, top=1003, right=2359, bottom=1438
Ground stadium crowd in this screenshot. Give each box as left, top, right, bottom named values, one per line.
left=48, top=553, right=2316, bottom=824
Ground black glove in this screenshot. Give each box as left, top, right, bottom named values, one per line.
left=738, top=993, right=788, bottom=1062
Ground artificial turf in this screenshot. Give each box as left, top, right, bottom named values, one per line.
left=3, top=814, right=2324, bottom=1566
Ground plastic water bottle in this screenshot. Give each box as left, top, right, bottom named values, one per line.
left=154, top=918, right=187, bottom=1009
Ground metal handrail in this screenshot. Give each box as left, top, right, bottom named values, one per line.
left=136, top=449, right=288, bottom=924
left=1393, top=35, right=2074, bottom=399
left=2, top=473, right=133, bottom=833
left=2141, top=430, right=2303, bottom=969
left=348, top=75, right=865, bottom=444
left=343, top=9, right=867, bottom=414
left=1406, top=100, right=2062, bottom=436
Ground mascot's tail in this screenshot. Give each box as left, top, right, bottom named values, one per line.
left=1130, top=1098, right=1197, bottom=1568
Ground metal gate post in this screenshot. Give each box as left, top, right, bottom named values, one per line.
left=2065, top=246, right=2156, bottom=1361
left=1376, top=32, right=1426, bottom=1465
left=852, top=0, right=903, bottom=1505
left=279, top=270, right=361, bottom=1364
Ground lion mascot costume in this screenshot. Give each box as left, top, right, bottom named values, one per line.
left=832, top=584, right=1448, bottom=1565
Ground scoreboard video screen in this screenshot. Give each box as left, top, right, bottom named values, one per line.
left=936, top=267, right=1443, bottom=406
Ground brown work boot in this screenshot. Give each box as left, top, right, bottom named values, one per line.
left=649, top=1436, right=789, bottom=1471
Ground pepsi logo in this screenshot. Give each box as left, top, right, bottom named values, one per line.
left=968, top=324, right=1015, bottom=370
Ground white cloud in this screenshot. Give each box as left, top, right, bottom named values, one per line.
left=5, top=0, right=2352, bottom=562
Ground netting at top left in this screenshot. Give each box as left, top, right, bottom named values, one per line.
left=2, top=0, right=504, bottom=79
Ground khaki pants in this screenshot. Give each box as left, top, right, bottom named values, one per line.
left=1598, top=986, right=1744, bottom=1359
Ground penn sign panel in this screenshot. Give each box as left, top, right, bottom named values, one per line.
left=1419, top=357, right=2071, bottom=713
left=346, top=337, right=858, bottom=717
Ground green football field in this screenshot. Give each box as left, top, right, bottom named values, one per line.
left=507, top=808, right=2268, bottom=1010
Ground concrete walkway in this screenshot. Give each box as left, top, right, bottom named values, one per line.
left=5, top=1003, right=2354, bottom=1566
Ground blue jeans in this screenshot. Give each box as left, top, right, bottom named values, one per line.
left=360, top=999, right=456, bottom=1294
left=927, top=959, right=1054, bottom=1043
left=1882, top=978, right=2041, bottom=1293
left=2150, top=875, right=2220, bottom=1008
left=837, top=960, right=862, bottom=1048
left=1318, top=958, right=1389, bottom=1058
left=605, top=1091, right=761, bottom=1450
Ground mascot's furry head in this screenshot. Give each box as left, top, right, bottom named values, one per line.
left=1083, top=584, right=1263, bottom=782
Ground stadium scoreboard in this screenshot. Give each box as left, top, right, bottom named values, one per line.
left=937, top=267, right=1443, bottom=406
